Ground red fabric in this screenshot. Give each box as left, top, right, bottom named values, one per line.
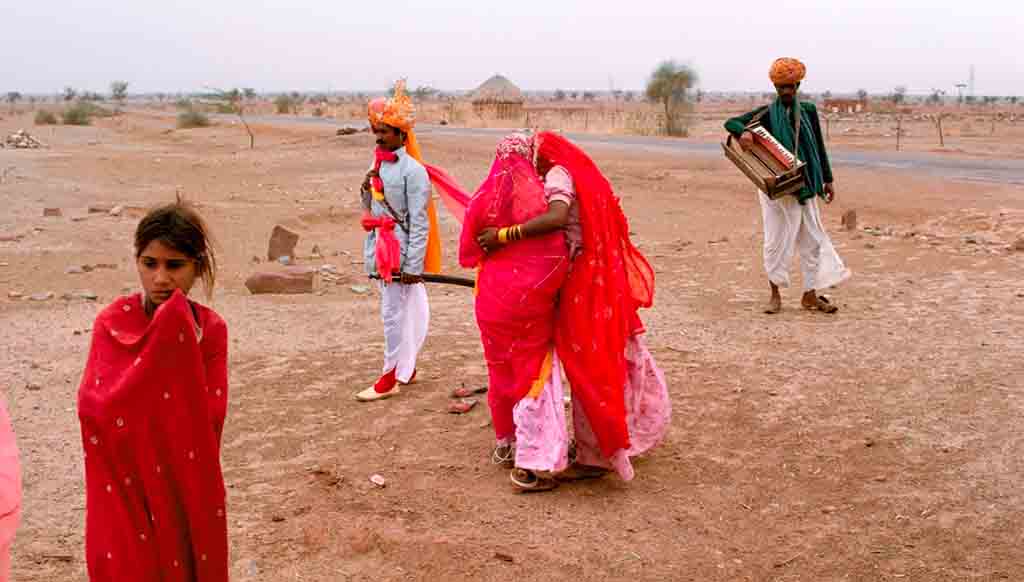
left=371, top=147, right=398, bottom=195
left=374, top=367, right=397, bottom=394
left=77, top=291, right=229, bottom=581
left=535, top=131, right=655, bottom=458
left=361, top=212, right=400, bottom=283
left=424, top=164, right=470, bottom=225
left=458, top=151, right=568, bottom=442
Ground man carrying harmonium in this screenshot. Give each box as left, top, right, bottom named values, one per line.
left=724, top=57, right=851, bottom=314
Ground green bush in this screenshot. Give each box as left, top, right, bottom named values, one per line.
left=216, top=103, right=238, bottom=114
left=34, top=110, right=58, bottom=125
left=62, top=103, right=93, bottom=125
left=176, top=110, right=211, bottom=129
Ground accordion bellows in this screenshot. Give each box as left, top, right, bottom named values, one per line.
left=723, top=123, right=806, bottom=199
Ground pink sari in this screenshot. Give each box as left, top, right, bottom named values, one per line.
left=0, top=395, right=20, bottom=581
left=457, top=140, right=569, bottom=442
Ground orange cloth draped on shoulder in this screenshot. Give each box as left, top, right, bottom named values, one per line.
left=367, top=82, right=442, bottom=274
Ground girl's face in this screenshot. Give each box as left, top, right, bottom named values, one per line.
left=136, top=239, right=198, bottom=306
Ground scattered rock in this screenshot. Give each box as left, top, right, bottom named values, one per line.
left=841, top=209, right=858, bottom=231
left=1011, top=238, right=1024, bottom=252
left=277, top=256, right=291, bottom=266
left=7, top=291, right=22, bottom=299
left=494, top=552, right=515, bottom=563
left=76, top=290, right=99, bottom=301
left=0, top=233, right=24, bottom=242
left=267, top=225, right=300, bottom=261
left=311, top=244, right=322, bottom=257
left=89, top=204, right=115, bottom=214
left=349, top=285, right=370, bottom=295
left=4, top=130, right=45, bottom=149
left=251, top=255, right=261, bottom=264
left=26, top=383, right=42, bottom=392
left=336, top=126, right=361, bottom=136
left=43, top=207, right=62, bottom=217
left=244, top=267, right=317, bottom=295
left=865, top=243, right=877, bottom=249
left=821, top=506, right=838, bottom=514
left=109, top=205, right=124, bottom=217
left=864, top=437, right=876, bottom=448
left=369, top=474, right=387, bottom=488
left=708, top=236, right=729, bottom=244
left=0, top=262, right=8, bottom=267
left=65, top=265, right=85, bottom=274
left=29, top=291, right=55, bottom=301
left=270, top=515, right=285, bottom=523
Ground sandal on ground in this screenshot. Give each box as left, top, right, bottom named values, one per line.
left=510, top=468, right=560, bottom=492
left=450, top=385, right=488, bottom=399
left=491, top=444, right=515, bottom=468
left=803, top=296, right=838, bottom=314
left=447, top=398, right=478, bottom=414
left=556, top=463, right=610, bottom=482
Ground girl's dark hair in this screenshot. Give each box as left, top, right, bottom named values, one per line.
left=134, top=196, right=217, bottom=296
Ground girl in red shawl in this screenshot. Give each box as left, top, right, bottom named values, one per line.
left=461, top=132, right=670, bottom=492
left=77, top=198, right=229, bottom=581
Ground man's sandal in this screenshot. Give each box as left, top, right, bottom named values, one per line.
left=510, top=468, right=560, bottom=492
left=491, top=444, right=515, bottom=468
left=803, top=296, right=838, bottom=314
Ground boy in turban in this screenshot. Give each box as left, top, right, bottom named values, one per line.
left=725, top=58, right=851, bottom=314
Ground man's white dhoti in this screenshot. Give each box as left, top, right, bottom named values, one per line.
left=759, top=191, right=851, bottom=291
left=378, top=281, right=429, bottom=383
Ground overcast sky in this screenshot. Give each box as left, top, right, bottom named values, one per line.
left=4, top=0, right=1018, bottom=96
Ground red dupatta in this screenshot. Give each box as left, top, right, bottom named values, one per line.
left=77, top=291, right=228, bottom=581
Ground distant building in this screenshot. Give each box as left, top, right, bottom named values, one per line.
left=823, top=98, right=866, bottom=114
left=471, top=75, right=525, bottom=120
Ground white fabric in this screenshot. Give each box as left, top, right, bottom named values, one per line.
left=512, top=352, right=570, bottom=474
left=378, top=281, right=429, bottom=383
left=759, top=191, right=851, bottom=291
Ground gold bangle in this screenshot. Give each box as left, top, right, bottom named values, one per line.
left=498, top=227, right=508, bottom=244
left=515, top=225, right=524, bottom=240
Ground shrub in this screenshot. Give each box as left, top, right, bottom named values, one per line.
left=176, top=110, right=211, bottom=129
left=274, top=95, right=293, bottom=114
left=34, top=110, right=58, bottom=125
left=62, top=103, right=93, bottom=125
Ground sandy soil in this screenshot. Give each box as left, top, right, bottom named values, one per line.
left=2, top=111, right=1023, bottom=581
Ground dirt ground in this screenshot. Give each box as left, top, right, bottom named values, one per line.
left=2, top=111, right=1023, bottom=582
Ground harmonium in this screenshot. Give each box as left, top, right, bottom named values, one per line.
left=722, top=124, right=806, bottom=199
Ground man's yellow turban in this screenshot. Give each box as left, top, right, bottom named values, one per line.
left=769, top=58, right=807, bottom=85
left=368, top=80, right=416, bottom=133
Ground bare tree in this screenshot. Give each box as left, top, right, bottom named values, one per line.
left=5, top=91, right=22, bottom=113
left=645, top=60, right=698, bottom=137
left=856, top=89, right=869, bottom=102
left=62, top=87, right=78, bottom=102
left=209, top=87, right=255, bottom=149
left=110, top=81, right=129, bottom=112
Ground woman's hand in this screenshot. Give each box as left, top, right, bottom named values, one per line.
left=476, top=227, right=501, bottom=253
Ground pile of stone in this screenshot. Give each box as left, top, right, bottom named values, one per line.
left=2, top=130, right=45, bottom=149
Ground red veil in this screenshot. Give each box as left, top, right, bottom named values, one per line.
left=78, top=291, right=229, bottom=581
left=535, top=131, right=655, bottom=458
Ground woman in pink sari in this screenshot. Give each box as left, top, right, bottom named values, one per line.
left=457, top=133, right=670, bottom=491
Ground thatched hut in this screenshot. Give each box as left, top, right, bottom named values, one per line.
left=471, top=74, right=525, bottom=120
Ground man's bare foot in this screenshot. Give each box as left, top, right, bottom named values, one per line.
left=764, top=295, right=782, bottom=314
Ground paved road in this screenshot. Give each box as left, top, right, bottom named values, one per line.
left=230, top=114, right=1024, bottom=186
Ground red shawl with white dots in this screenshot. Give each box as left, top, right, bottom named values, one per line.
left=77, top=291, right=228, bottom=581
